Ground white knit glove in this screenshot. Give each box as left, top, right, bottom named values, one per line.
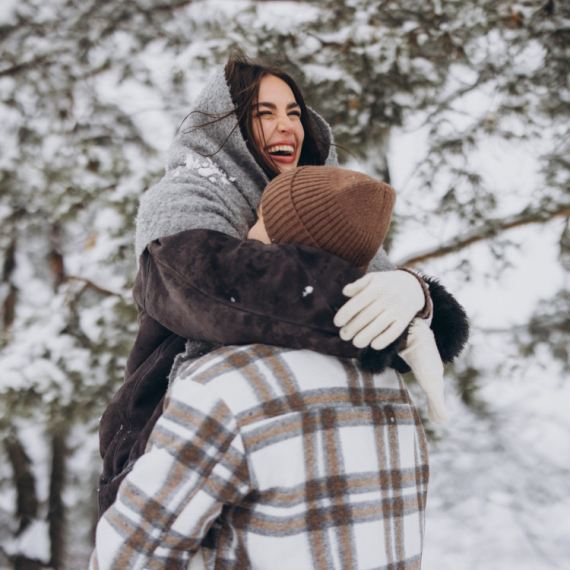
left=334, top=270, right=426, bottom=350
left=399, top=318, right=449, bottom=424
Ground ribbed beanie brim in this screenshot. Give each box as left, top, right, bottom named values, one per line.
left=261, top=166, right=395, bottom=268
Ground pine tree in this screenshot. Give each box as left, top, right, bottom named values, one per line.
left=0, top=0, right=568, bottom=567
left=0, top=0, right=201, bottom=565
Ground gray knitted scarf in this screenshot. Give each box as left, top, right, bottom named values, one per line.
left=134, top=65, right=394, bottom=378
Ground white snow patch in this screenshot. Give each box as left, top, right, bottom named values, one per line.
left=303, top=63, right=345, bottom=83
left=252, top=0, right=319, bottom=29
left=4, top=520, right=51, bottom=563
left=302, top=286, right=314, bottom=297
left=185, top=154, right=231, bottom=185
left=0, top=0, right=19, bottom=24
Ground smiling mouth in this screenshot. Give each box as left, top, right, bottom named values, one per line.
left=267, top=144, right=295, bottom=157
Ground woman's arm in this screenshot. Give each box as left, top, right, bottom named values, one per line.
left=138, top=228, right=468, bottom=364
left=134, top=135, right=466, bottom=361
left=136, top=228, right=363, bottom=358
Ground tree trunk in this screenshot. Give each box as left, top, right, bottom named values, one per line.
left=1, top=239, right=18, bottom=332
left=12, top=556, right=45, bottom=570
left=4, top=433, right=45, bottom=570
left=47, top=224, right=66, bottom=292
left=4, top=434, right=38, bottom=533
left=48, top=433, right=67, bottom=570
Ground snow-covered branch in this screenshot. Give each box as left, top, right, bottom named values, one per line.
left=397, top=201, right=570, bottom=266
left=65, top=276, right=122, bottom=298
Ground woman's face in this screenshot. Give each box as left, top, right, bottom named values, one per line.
left=247, top=207, right=271, bottom=244
left=252, top=74, right=305, bottom=174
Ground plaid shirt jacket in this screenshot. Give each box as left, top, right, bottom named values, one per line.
left=90, top=344, right=429, bottom=570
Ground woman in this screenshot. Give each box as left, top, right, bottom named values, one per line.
left=91, top=165, right=462, bottom=569
left=97, top=50, right=468, bottom=518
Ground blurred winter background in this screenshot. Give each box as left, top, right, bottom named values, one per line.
left=0, top=0, right=568, bottom=568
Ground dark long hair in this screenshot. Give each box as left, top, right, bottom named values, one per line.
left=182, top=49, right=327, bottom=179
left=225, top=49, right=325, bottom=178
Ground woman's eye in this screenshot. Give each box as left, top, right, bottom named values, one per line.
left=289, top=111, right=301, bottom=118
left=258, top=111, right=272, bottom=116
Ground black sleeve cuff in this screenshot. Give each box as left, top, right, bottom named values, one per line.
left=423, top=275, right=470, bottom=364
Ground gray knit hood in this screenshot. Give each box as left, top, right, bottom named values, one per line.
left=134, top=64, right=393, bottom=380
left=135, top=65, right=340, bottom=261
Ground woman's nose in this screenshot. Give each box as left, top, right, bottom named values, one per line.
left=277, top=115, right=294, bottom=133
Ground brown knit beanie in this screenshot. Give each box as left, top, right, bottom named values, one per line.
left=261, top=166, right=395, bottom=269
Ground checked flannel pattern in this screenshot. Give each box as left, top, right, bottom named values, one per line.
left=90, top=344, right=429, bottom=570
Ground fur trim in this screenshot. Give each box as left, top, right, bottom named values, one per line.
left=358, top=329, right=409, bottom=374
left=423, top=275, right=470, bottom=363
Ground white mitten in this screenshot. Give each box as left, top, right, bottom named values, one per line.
left=399, top=318, right=449, bottom=424
left=334, top=270, right=426, bottom=350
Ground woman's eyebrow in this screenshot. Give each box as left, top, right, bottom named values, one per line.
left=256, top=102, right=300, bottom=110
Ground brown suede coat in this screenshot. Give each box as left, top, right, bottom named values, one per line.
left=98, top=229, right=469, bottom=516
left=98, top=228, right=367, bottom=514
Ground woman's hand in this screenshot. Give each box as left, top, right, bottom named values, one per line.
left=333, top=270, right=427, bottom=350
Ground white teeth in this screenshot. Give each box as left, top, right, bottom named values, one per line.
left=267, top=145, right=294, bottom=154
